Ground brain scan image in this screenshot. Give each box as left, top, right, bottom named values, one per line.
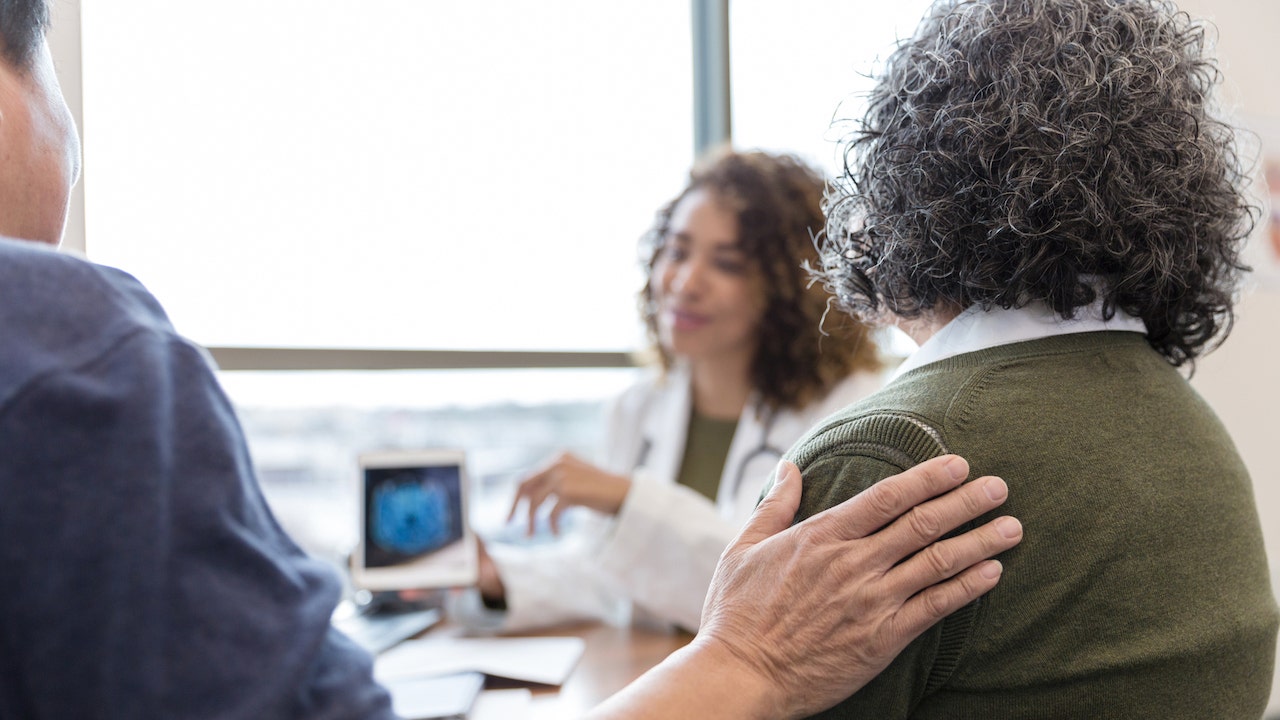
left=363, top=464, right=465, bottom=568
left=372, top=478, right=453, bottom=555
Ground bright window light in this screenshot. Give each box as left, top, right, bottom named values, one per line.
left=80, top=1, right=694, bottom=352
left=730, top=0, right=936, bottom=177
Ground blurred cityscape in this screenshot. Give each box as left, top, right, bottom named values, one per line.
left=226, top=379, right=626, bottom=584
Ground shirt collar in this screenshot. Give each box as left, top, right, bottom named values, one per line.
left=889, top=300, right=1147, bottom=382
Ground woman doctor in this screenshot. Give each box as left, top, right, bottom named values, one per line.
left=457, top=149, right=884, bottom=632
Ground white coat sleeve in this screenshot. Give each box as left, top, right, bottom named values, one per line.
left=446, top=513, right=632, bottom=634
left=447, top=384, right=652, bottom=634
left=593, top=473, right=739, bottom=632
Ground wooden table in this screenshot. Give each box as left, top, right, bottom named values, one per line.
left=512, top=622, right=694, bottom=717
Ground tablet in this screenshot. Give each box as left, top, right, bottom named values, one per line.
left=352, top=449, right=478, bottom=591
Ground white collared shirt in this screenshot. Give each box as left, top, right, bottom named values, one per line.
left=889, top=301, right=1147, bottom=382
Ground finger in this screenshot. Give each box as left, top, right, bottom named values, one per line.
left=506, top=487, right=526, bottom=523
left=885, top=514, right=1022, bottom=599
left=733, top=461, right=802, bottom=546
left=892, top=559, right=1005, bottom=641
left=526, top=494, right=543, bottom=538
left=506, top=473, right=544, bottom=522
left=549, top=499, right=571, bottom=535
left=821, top=455, right=970, bottom=541
left=522, top=480, right=557, bottom=537
left=875, top=475, right=1009, bottom=562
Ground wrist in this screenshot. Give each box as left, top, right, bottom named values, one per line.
left=584, top=631, right=784, bottom=720
left=478, top=588, right=507, bottom=611
left=677, top=636, right=786, bottom=720
left=606, top=475, right=632, bottom=514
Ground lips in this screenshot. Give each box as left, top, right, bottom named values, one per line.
left=667, top=308, right=710, bottom=331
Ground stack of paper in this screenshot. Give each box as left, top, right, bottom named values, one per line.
left=374, top=635, right=586, bottom=687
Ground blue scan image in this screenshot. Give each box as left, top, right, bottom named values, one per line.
left=372, top=478, right=455, bottom=556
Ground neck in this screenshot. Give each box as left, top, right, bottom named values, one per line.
left=689, top=357, right=752, bottom=421
left=897, top=306, right=963, bottom=346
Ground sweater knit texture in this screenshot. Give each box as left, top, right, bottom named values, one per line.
left=787, top=332, right=1278, bottom=719
left=0, top=239, right=394, bottom=719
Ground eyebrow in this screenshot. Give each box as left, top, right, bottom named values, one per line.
left=667, top=231, right=742, bottom=251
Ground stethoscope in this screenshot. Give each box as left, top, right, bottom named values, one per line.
left=634, top=407, right=786, bottom=500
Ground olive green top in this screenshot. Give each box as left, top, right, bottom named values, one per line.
left=676, top=412, right=738, bottom=502
left=785, top=332, right=1278, bottom=719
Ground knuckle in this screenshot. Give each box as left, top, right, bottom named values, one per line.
left=906, top=504, right=944, bottom=541
left=918, top=584, right=955, bottom=619
left=976, top=524, right=1006, bottom=554
left=864, top=479, right=907, bottom=517
left=959, top=481, right=991, bottom=516
left=795, top=525, right=837, bottom=557
left=921, top=541, right=960, bottom=578
left=916, top=458, right=953, bottom=493
left=968, top=522, right=1008, bottom=557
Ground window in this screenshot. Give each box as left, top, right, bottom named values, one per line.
left=80, top=1, right=694, bottom=353
left=729, top=0, right=933, bottom=356
left=729, top=0, right=937, bottom=177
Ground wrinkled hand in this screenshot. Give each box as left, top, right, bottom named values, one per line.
left=507, top=451, right=632, bottom=535
left=694, top=456, right=1022, bottom=719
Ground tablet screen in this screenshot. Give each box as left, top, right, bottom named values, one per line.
left=354, top=450, right=478, bottom=590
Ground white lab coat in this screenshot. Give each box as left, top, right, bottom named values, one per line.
left=453, top=365, right=882, bottom=633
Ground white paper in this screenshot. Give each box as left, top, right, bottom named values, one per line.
left=382, top=672, right=484, bottom=720
left=470, top=689, right=532, bottom=720
left=374, top=635, right=585, bottom=686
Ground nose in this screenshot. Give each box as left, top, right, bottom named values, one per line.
left=668, top=257, right=708, bottom=298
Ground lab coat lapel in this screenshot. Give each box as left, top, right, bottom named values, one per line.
left=719, top=393, right=768, bottom=514
left=638, top=364, right=692, bottom=487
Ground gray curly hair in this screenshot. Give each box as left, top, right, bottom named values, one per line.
left=0, top=0, right=49, bottom=69
left=817, top=0, right=1257, bottom=367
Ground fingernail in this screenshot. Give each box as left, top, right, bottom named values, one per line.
left=979, top=560, right=1003, bottom=579
left=983, top=477, right=1007, bottom=502
left=776, top=461, right=799, bottom=486
left=944, top=456, right=967, bottom=481
left=996, top=516, right=1022, bottom=538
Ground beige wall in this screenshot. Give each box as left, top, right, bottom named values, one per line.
left=1177, top=0, right=1280, bottom=713
left=47, top=0, right=84, bottom=254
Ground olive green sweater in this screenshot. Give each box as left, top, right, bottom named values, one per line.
left=787, top=332, right=1278, bottom=719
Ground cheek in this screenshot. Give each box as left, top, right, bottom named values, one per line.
left=726, top=282, right=767, bottom=331
left=652, top=262, right=675, bottom=301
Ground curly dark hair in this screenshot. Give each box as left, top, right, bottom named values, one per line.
left=640, top=148, right=882, bottom=412
left=0, top=0, right=49, bottom=69
left=817, top=0, right=1257, bottom=367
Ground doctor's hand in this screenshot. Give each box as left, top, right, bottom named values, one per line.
left=508, top=452, right=632, bottom=536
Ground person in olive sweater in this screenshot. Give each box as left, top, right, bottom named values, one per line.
left=791, top=0, right=1280, bottom=717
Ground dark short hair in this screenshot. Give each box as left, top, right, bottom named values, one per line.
left=640, top=148, right=882, bottom=412
left=817, top=0, right=1257, bottom=367
left=0, top=0, right=49, bottom=69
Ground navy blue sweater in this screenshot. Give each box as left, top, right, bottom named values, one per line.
left=0, top=239, right=394, bottom=719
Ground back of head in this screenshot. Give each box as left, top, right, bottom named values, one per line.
left=818, top=0, right=1257, bottom=367
left=0, top=0, right=49, bottom=70
left=642, top=148, right=881, bottom=411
